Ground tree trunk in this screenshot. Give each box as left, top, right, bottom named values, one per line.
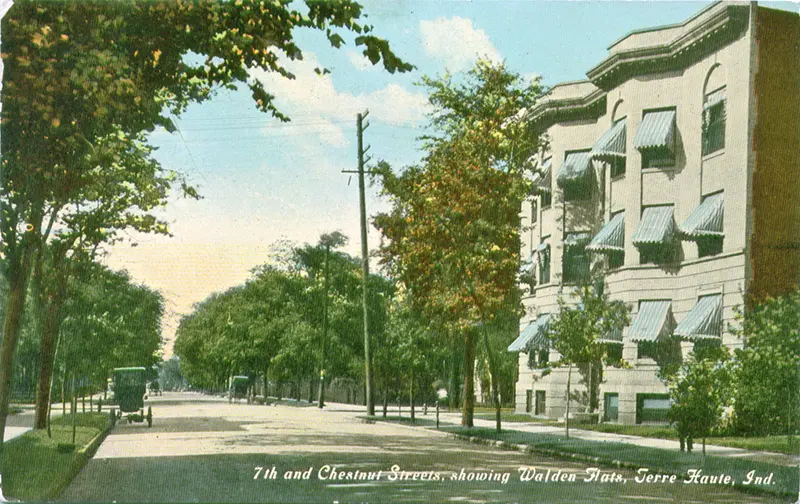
left=565, top=362, right=572, bottom=439
left=0, top=242, right=36, bottom=462
left=382, top=389, right=388, bottom=418
left=410, top=375, right=415, bottom=422
left=480, top=326, right=502, bottom=433
left=449, top=335, right=461, bottom=410
left=308, top=377, right=314, bottom=404
left=462, top=329, right=475, bottom=427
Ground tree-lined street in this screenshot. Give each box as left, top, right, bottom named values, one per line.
left=59, top=393, right=790, bottom=503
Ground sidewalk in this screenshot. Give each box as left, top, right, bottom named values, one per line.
left=435, top=411, right=798, bottom=467
left=6, top=394, right=103, bottom=442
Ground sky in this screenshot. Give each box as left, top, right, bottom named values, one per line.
left=101, top=1, right=799, bottom=357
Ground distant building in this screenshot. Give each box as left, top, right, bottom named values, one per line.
left=510, top=2, right=800, bottom=424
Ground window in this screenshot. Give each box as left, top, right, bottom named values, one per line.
left=535, top=390, right=547, bottom=415
left=605, top=343, right=623, bottom=364
left=537, top=349, right=549, bottom=367
left=639, top=245, right=673, bottom=265
left=636, top=394, right=671, bottom=424
left=608, top=251, right=624, bottom=269
left=697, top=237, right=723, bottom=257
left=603, top=393, right=619, bottom=422
left=637, top=341, right=658, bottom=360
left=538, top=242, right=551, bottom=285
left=525, top=390, right=533, bottom=413
left=562, top=233, right=590, bottom=284
left=531, top=199, right=538, bottom=224
left=541, top=190, right=552, bottom=209
left=610, top=157, right=626, bottom=178
left=642, top=149, right=675, bottom=169
left=702, top=87, right=725, bottom=155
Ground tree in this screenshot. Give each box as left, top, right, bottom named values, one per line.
left=546, top=281, right=629, bottom=438
left=668, top=346, right=732, bottom=454
left=731, top=291, right=800, bottom=438
left=375, top=60, right=543, bottom=429
left=1, top=0, right=411, bottom=453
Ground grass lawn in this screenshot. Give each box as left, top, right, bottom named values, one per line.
left=443, top=426, right=798, bottom=496
left=363, top=415, right=439, bottom=427
left=475, top=412, right=558, bottom=424
left=4, top=412, right=111, bottom=501
left=708, top=435, right=800, bottom=456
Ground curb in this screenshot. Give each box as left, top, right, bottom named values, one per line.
left=49, top=415, right=114, bottom=501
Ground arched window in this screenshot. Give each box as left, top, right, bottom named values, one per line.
left=702, top=65, right=726, bottom=156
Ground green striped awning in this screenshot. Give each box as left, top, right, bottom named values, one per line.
left=587, top=212, right=625, bottom=253
left=532, top=158, right=552, bottom=193
left=507, top=314, right=551, bottom=352
left=564, top=232, right=592, bottom=247
left=632, top=206, right=675, bottom=246
left=704, top=89, right=726, bottom=110
left=591, top=119, right=626, bottom=161
left=674, top=295, right=722, bottom=341
left=634, top=110, right=676, bottom=152
left=679, top=193, right=724, bottom=238
left=556, top=151, right=593, bottom=187
left=599, top=327, right=623, bottom=344
left=520, top=257, right=534, bottom=274
left=628, top=300, right=673, bottom=342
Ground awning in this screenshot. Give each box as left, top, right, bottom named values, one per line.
left=628, top=300, right=673, bottom=342
left=507, top=314, right=551, bottom=352
left=632, top=206, right=675, bottom=246
left=564, top=232, right=591, bottom=247
left=556, top=151, right=593, bottom=187
left=704, top=89, right=726, bottom=110
left=634, top=110, right=676, bottom=152
left=587, top=212, right=625, bottom=253
left=520, top=257, right=534, bottom=274
left=599, top=327, right=623, bottom=344
left=679, top=193, right=723, bottom=239
left=674, top=295, right=722, bottom=341
left=591, top=119, right=626, bottom=161
left=532, top=159, right=552, bottom=193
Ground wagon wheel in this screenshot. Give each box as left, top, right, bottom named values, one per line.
left=147, top=407, right=152, bottom=427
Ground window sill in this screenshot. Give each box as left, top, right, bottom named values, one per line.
left=702, top=149, right=725, bottom=162
left=641, top=166, right=675, bottom=174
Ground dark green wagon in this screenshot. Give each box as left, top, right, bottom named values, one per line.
left=112, top=367, right=152, bottom=427
left=229, top=375, right=249, bottom=403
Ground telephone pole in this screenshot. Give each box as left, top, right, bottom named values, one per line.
left=356, top=111, right=375, bottom=416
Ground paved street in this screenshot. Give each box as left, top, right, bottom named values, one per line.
left=60, top=392, right=791, bottom=503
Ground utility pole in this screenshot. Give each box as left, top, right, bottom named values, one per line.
left=317, top=241, right=331, bottom=409
left=355, top=111, right=375, bottom=416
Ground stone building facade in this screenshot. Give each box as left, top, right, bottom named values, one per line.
left=510, top=2, right=800, bottom=424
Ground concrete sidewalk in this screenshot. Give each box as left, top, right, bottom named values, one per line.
left=433, top=411, right=798, bottom=467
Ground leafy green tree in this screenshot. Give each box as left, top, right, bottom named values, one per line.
left=731, top=291, right=800, bottom=437
left=546, top=282, right=629, bottom=438
left=668, top=346, right=732, bottom=454
left=375, top=60, right=543, bottom=429
left=1, top=0, right=411, bottom=452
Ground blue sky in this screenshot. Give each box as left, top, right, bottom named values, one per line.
left=102, top=1, right=798, bottom=354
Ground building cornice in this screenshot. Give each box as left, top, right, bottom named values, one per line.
left=525, top=3, right=751, bottom=131
left=526, top=84, right=607, bottom=133
left=587, top=4, right=750, bottom=90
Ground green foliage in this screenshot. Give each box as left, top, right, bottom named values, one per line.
left=374, top=60, right=544, bottom=426
left=667, top=346, right=732, bottom=452
left=174, top=239, right=393, bottom=392
left=547, top=282, right=629, bottom=412
left=731, top=292, right=800, bottom=436
left=58, top=263, right=164, bottom=385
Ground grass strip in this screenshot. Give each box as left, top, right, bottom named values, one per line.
left=4, top=412, right=112, bottom=501
left=442, top=426, right=798, bottom=497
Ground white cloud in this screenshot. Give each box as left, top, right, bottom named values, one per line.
left=347, top=50, right=374, bottom=71
left=420, top=17, right=501, bottom=72
left=248, top=52, right=429, bottom=140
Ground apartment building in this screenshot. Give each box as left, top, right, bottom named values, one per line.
left=510, top=2, right=800, bottom=424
